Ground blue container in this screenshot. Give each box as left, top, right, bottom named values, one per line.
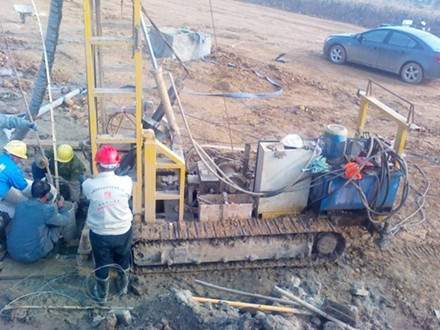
left=310, top=170, right=403, bottom=212
left=322, top=124, right=348, bottom=165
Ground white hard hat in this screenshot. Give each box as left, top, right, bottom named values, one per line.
left=280, top=134, right=304, bottom=148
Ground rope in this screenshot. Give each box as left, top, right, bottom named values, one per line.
left=141, top=6, right=191, bottom=79
left=30, top=0, right=59, bottom=191
left=389, top=161, right=430, bottom=236
left=207, top=0, right=234, bottom=151
left=0, top=18, right=53, bottom=184
left=183, top=69, right=283, bottom=99
left=168, top=72, right=262, bottom=196
left=208, top=0, right=219, bottom=52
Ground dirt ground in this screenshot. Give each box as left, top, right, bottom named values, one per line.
left=1, top=0, right=440, bottom=329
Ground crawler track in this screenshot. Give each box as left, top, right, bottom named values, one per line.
left=132, top=215, right=349, bottom=273
left=134, top=252, right=339, bottom=275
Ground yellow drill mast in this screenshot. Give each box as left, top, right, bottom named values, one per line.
left=82, top=0, right=185, bottom=224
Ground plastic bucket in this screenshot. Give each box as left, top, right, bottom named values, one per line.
left=62, top=201, right=77, bottom=241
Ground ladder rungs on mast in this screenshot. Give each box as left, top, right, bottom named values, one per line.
left=90, top=36, right=134, bottom=46
left=96, top=134, right=137, bottom=144
left=102, top=65, right=135, bottom=72
left=156, top=192, right=181, bottom=201
left=94, top=87, right=136, bottom=96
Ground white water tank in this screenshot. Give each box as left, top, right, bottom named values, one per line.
left=254, top=141, right=314, bottom=218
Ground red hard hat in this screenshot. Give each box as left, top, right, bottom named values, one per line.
left=94, top=145, right=120, bottom=165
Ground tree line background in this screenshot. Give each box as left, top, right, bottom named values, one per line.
left=240, top=0, right=440, bottom=36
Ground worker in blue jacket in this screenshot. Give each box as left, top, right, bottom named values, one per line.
left=0, top=140, right=30, bottom=256
left=7, top=180, right=69, bottom=262
left=0, top=140, right=29, bottom=201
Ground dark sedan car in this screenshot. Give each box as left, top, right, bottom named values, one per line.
left=323, top=26, right=440, bottom=84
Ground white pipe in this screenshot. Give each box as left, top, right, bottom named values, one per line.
left=36, top=88, right=82, bottom=118
left=140, top=14, right=158, bottom=70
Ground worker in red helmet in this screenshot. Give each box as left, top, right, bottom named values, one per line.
left=82, top=145, right=133, bottom=304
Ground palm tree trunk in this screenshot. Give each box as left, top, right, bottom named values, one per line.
left=13, top=0, right=64, bottom=140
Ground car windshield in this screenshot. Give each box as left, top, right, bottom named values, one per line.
left=418, top=33, right=440, bottom=51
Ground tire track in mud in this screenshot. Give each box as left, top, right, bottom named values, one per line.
left=386, top=242, right=440, bottom=263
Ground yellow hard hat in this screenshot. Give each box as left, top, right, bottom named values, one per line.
left=56, top=144, right=74, bottom=163
left=4, top=140, right=27, bottom=159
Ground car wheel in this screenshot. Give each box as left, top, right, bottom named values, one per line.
left=400, top=62, right=423, bottom=84
left=328, top=44, right=346, bottom=64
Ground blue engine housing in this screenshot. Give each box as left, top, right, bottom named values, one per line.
left=309, top=170, right=403, bottom=212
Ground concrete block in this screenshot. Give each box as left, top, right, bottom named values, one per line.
left=149, top=26, right=211, bottom=62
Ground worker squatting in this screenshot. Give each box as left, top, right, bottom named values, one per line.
left=0, top=127, right=132, bottom=303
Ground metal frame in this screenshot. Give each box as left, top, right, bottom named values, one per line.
left=83, top=0, right=185, bottom=223
left=356, top=79, right=419, bottom=156
left=143, top=130, right=185, bottom=223
left=83, top=0, right=143, bottom=223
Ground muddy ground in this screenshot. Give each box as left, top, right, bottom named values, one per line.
left=1, top=0, right=440, bottom=329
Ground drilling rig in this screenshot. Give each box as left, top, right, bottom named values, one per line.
left=79, top=0, right=415, bottom=271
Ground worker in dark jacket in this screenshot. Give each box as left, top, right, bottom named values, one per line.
left=7, top=180, right=69, bottom=263
left=0, top=114, right=38, bottom=149
left=32, top=144, right=86, bottom=203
